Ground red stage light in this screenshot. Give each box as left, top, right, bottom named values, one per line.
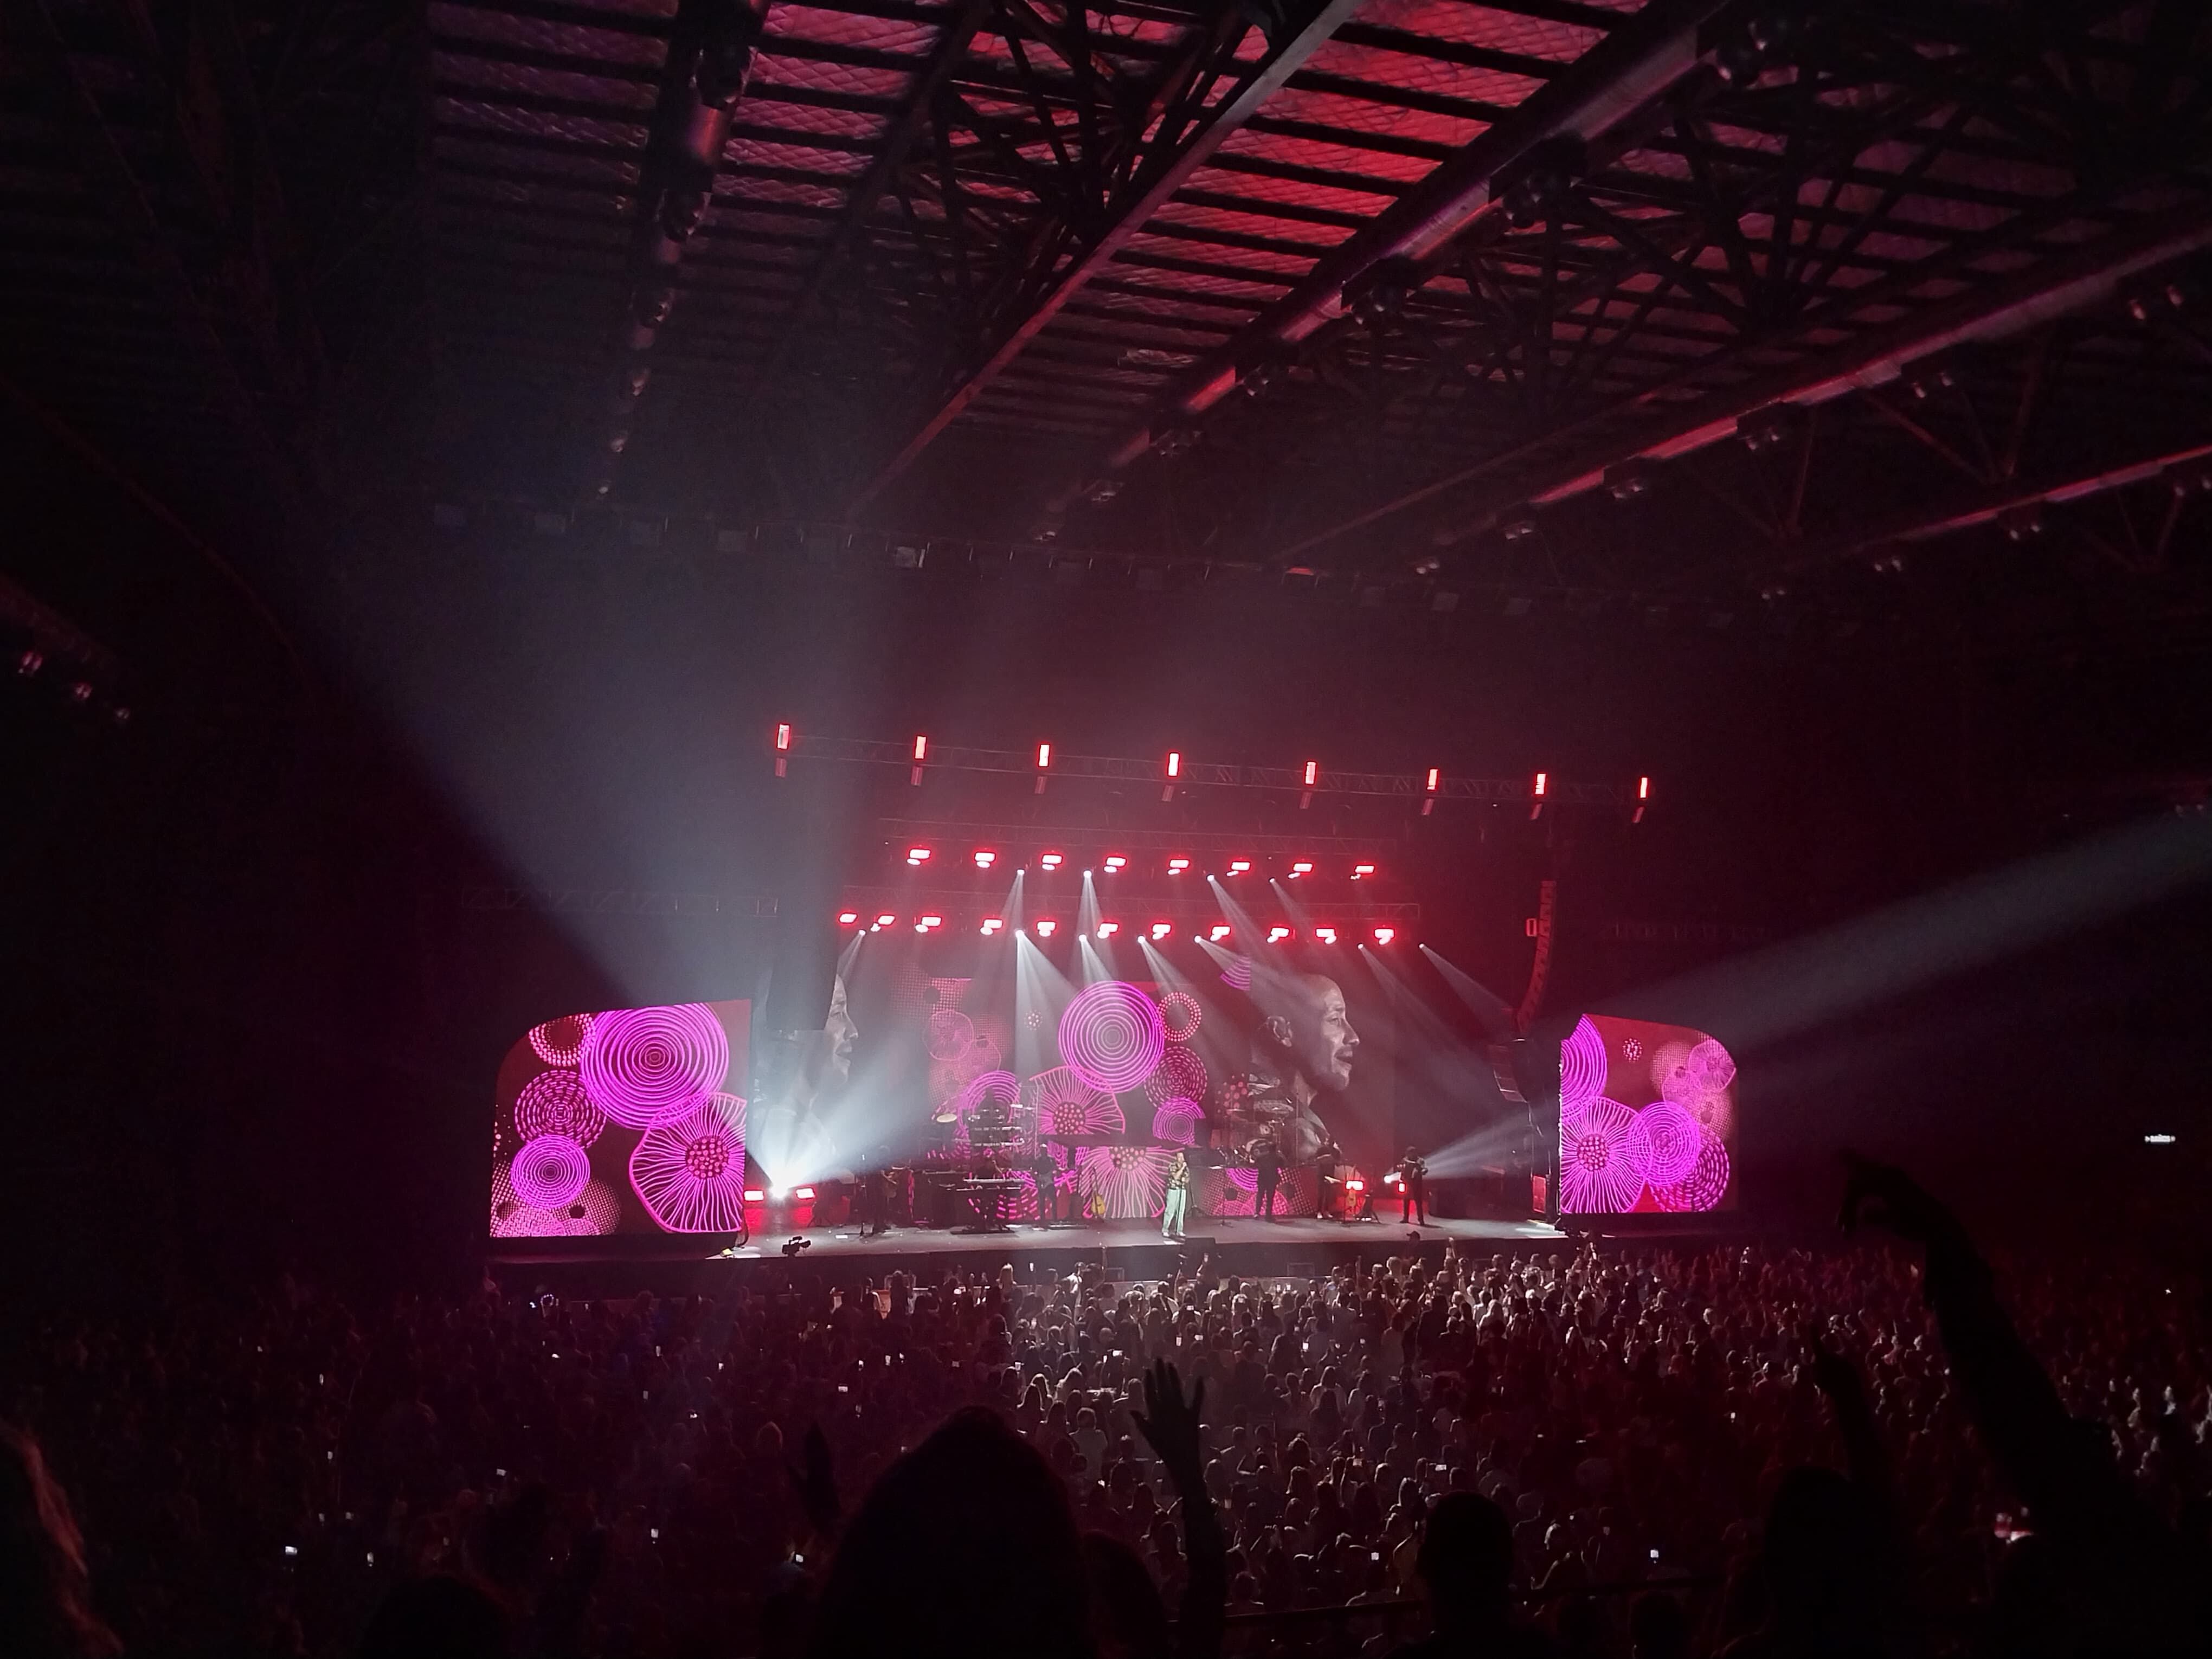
left=743, top=1188, right=766, bottom=1204
left=1166, top=750, right=1181, bottom=777
left=1425, top=767, right=1440, bottom=792
left=1268, top=927, right=1291, bottom=943
left=1372, top=926, right=1395, bottom=944
left=1228, top=859, right=1251, bottom=875
left=1034, top=918, right=1057, bottom=937
left=1167, top=857, right=1191, bottom=873
left=1040, top=852, right=1063, bottom=870
left=1346, top=1178, right=1364, bottom=1193
left=1533, top=770, right=1548, bottom=796
left=974, top=849, right=996, bottom=869
left=1037, top=741, right=1052, bottom=768
left=1150, top=922, right=1172, bottom=940
left=1352, top=863, right=1375, bottom=879
left=906, top=846, right=931, bottom=865
left=1303, top=760, right=1319, bottom=787
left=874, top=913, right=897, bottom=930
left=1210, top=925, right=1232, bottom=942
left=1289, top=860, right=1314, bottom=878
left=918, top=914, right=943, bottom=930
left=794, top=1186, right=816, bottom=1200
left=980, top=918, right=1004, bottom=936
left=1315, top=926, right=1338, bottom=944
left=1638, top=775, right=1651, bottom=800
left=1104, top=854, right=1127, bottom=871
left=838, top=910, right=860, bottom=926
left=775, top=723, right=793, bottom=751
left=1096, top=922, right=1119, bottom=938
left=912, top=735, right=928, bottom=762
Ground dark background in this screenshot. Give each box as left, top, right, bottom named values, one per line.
left=8, top=408, right=2212, bottom=1310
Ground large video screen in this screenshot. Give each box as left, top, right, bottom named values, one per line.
left=1557, top=1014, right=1737, bottom=1214
left=488, top=999, right=750, bottom=1237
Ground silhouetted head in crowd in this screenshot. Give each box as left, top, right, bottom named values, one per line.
left=809, top=1407, right=1094, bottom=1659
left=1414, top=1491, right=1514, bottom=1634
left=356, top=1574, right=507, bottom=1659
left=0, top=1423, right=119, bottom=1658
left=1083, top=1533, right=1169, bottom=1659
left=1754, top=1466, right=1889, bottom=1648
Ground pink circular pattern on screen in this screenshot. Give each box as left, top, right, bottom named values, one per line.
left=1560, top=1016, right=1606, bottom=1111
left=1152, top=1098, right=1202, bottom=1146
left=1626, top=1101, right=1701, bottom=1187
left=1022, top=1066, right=1125, bottom=1138
left=511, top=1134, right=591, bottom=1209
left=629, top=1095, right=747, bottom=1232
left=927, top=1009, right=975, bottom=1062
left=954, top=1069, right=1021, bottom=1122
left=529, top=1012, right=595, bottom=1066
left=1560, top=1097, right=1644, bottom=1213
left=1220, top=955, right=1253, bottom=991
left=1077, top=1144, right=1171, bottom=1218
left=1059, top=980, right=1166, bottom=1094
left=957, top=1036, right=1002, bottom=1081
left=1143, top=1045, right=1209, bottom=1107
left=1158, top=992, right=1201, bottom=1041
left=582, top=1004, right=728, bottom=1129
left=514, top=1069, right=606, bottom=1148
left=1652, top=1128, right=1730, bottom=1212
left=567, top=1180, right=621, bottom=1234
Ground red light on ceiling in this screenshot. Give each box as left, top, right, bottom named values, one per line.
left=1033, top=918, right=1057, bottom=937
left=1533, top=770, right=1548, bottom=797
left=1268, top=927, right=1290, bottom=943
left=1210, top=924, right=1232, bottom=942
left=1167, top=857, right=1191, bottom=873
left=794, top=1186, right=816, bottom=1200
left=1638, top=775, right=1651, bottom=800
left=912, top=735, right=928, bottom=762
left=916, top=914, right=943, bottom=933
left=1103, top=854, right=1127, bottom=871
left=1425, top=767, right=1440, bottom=792
left=1227, top=859, right=1251, bottom=875
left=1372, top=926, right=1396, bottom=944
left=1315, top=926, right=1338, bottom=944
left=837, top=910, right=860, bottom=926
left=906, top=846, right=931, bottom=865
left=1149, top=922, right=1172, bottom=940
left=1289, top=861, right=1314, bottom=878
left=980, top=918, right=1004, bottom=935
left=1303, top=760, right=1318, bottom=787
left=974, top=849, right=996, bottom=869
left=1166, top=750, right=1181, bottom=777
left=1096, top=921, right=1118, bottom=938
left=1037, top=741, right=1051, bottom=768
left=1040, top=852, right=1063, bottom=870
left=775, top=722, right=792, bottom=751
left=1352, top=863, right=1375, bottom=879
left=874, top=913, right=897, bottom=929
left=743, top=1188, right=767, bottom=1203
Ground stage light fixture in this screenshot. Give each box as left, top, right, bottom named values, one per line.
left=912, top=735, right=928, bottom=762
left=1303, top=760, right=1318, bottom=786
left=1150, top=922, right=1172, bottom=940
left=1268, top=927, right=1291, bottom=944
left=1210, top=925, right=1232, bottom=942
left=1228, top=860, right=1252, bottom=876
left=1034, top=918, right=1058, bottom=937
left=981, top=918, right=1004, bottom=936
left=794, top=1186, right=816, bottom=1200
left=1104, top=854, right=1127, bottom=872
left=1166, top=751, right=1181, bottom=777
left=1040, top=852, right=1063, bottom=870
left=2145, top=1133, right=2177, bottom=1145
left=906, top=846, right=931, bottom=865
left=1315, top=927, right=1338, bottom=944
left=1168, top=857, right=1191, bottom=873
left=974, top=849, right=997, bottom=869
left=1372, top=927, right=1396, bottom=944
left=744, top=1188, right=766, bottom=1203
left=1289, top=861, right=1314, bottom=878
left=1534, top=771, right=1548, bottom=796
left=1096, top=922, right=1119, bottom=938
left=1352, top=863, right=1375, bottom=879
left=1426, top=768, right=1441, bottom=791
left=769, top=1185, right=788, bottom=1200
left=1345, top=1178, right=1364, bottom=1193
left=1531, top=770, right=1548, bottom=820
left=916, top=914, right=943, bottom=932
left=838, top=910, right=860, bottom=926
left=775, top=723, right=792, bottom=751
left=1037, top=742, right=1052, bottom=768
left=874, top=913, right=896, bottom=930
left=1634, top=774, right=1651, bottom=825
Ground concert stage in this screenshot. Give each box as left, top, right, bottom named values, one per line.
left=487, top=1214, right=1565, bottom=1299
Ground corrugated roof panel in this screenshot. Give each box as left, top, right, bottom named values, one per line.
left=428, top=4, right=670, bottom=68
left=750, top=53, right=915, bottom=100
left=1261, top=86, right=1486, bottom=146
left=1300, top=39, right=1545, bottom=108
left=435, top=95, right=650, bottom=151
left=763, top=4, right=939, bottom=56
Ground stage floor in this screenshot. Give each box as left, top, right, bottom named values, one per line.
left=488, top=1215, right=1566, bottom=1296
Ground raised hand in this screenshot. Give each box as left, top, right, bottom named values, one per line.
left=1132, top=1357, right=1206, bottom=1488
left=1837, top=1152, right=1954, bottom=1244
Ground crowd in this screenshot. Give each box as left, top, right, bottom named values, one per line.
left=4, top=1162, right=2208, bottom=1657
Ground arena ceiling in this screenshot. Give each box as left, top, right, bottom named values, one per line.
left=6, top=0, right=2212, bottom=640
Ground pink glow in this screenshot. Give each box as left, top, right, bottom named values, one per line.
left=1652, top=1128, right=1731, bottom=1212
left=1627, top=1100, right=1702, bottom=1187
left=629, top=1095, right=749, bottom=1232
left=1157, top=991, right=1201, bottom=1041
left=1023, top=1066, right=1125, bottom=1139
left=1059, top=980, right=1167, bottom=1094
left=1371, top=927, right=1394, bottom=944
left=912, top=734, right=928, bottom=761
left=1166, top=751, right=1180, bottom=777
left=1143, top=1044, right=1209, bottom=1107
left=1303, top=760, right=1318, bottom=786
left=581, top=1004, right=729, bottom=1129
left=1151, top=1098, right=1202, bottom=1145
left=514, top=1068, right=606, bottom=1148
left=1425, top=767, right=1439, bottom=792
left=511, top=1135, right=591, bottom=1209
left=1037, top=742, right=1051, bottom=768
left=775, top=722, right=792, bottom=751
left=1560, top=1097, right=1644, bottom=1213
left=1220, top=953, right=1252, bottom=989
left=528, top=1012, right=596, bottom=1067
left=1560, top=1015, right=1607, bottom=1111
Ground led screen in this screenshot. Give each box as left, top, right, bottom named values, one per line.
left=1557, top=1014, right=1737, bottom=1214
